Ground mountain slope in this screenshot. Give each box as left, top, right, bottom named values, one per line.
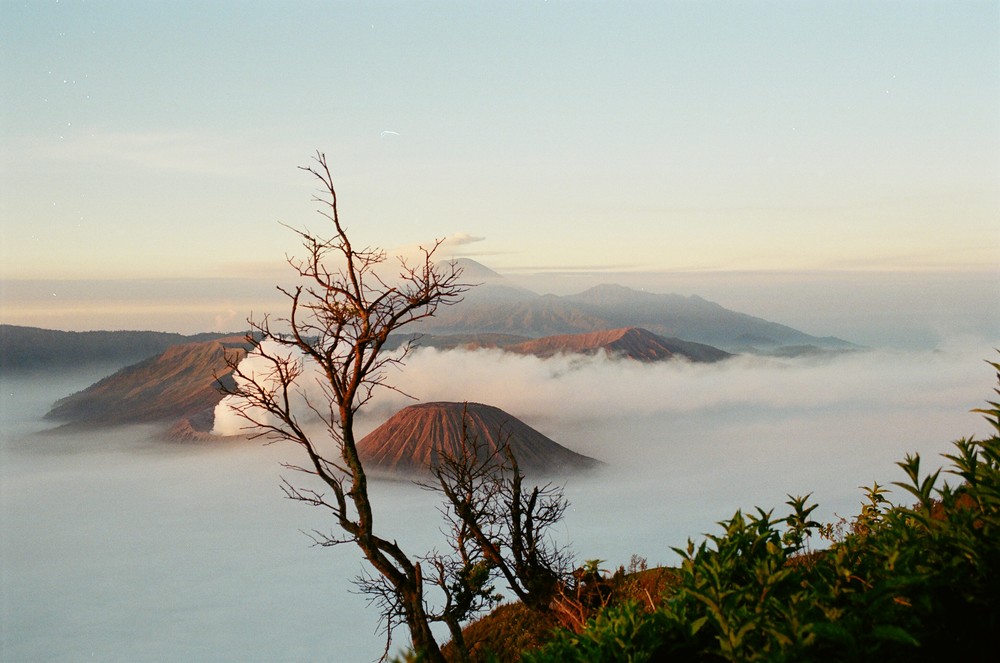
left=384, top=332, right=532, bottom=353
left=564, top=285, right=849, bottom=350
left=505, top=327, right=731, bottom=362
left=357, top=402, right=599, bottom=476
left=413, top=283, right=854, bottom=352
left=450, top=257, right=506, bottom=282
left=45, top=335, right=252, bottom=432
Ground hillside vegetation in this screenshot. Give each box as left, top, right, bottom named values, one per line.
left=430, top=361, right=1000, bottom=662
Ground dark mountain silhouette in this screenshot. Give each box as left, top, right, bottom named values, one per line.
left=505, top=327, right=731, bottom=362
left=45, top=335, right=253, bottom=436
left=412, top=282, right=855, bottom=353
left=384, top=332, right=531, bottom=353
left=357, top=402, right=599, bottom=476
left=0, top=324, right=238, bottom=371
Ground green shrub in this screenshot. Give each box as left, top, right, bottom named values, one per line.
left=526, top=361, right=1000, bottom=662
left=522, top=601, right=674, bottom=663
left=443, top=602, right=560, bottom=663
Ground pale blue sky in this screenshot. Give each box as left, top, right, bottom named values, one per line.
left=1, top=1, right=998, bottom=331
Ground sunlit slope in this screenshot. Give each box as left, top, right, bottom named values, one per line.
left=44, top=336, right=251, bottom=430
left=357, top=402, right=600, bottom=476
left=505, top=327, right=731, bottom=362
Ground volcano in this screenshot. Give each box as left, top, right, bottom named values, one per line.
left=45, top=335, right=252, bottom=436
left=505, top=326, right=731, bottom=362
left=357, top=402, right=599, bottom=476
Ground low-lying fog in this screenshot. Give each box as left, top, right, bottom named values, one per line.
left=2, top=343, right=997, bottom=661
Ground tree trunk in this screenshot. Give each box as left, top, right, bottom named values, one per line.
left=401, top=564, right=446, bottom=662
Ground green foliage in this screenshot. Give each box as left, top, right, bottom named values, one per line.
left=522, top=602, right=673, bottom=663
left=445, top=561, right=678, bottom=662
left=526, top=363, right=1000, bottom=662
left=443, top=602, right=560, bottom=663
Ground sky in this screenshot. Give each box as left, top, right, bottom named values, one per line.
left=1, top=0, right=998, bottom=333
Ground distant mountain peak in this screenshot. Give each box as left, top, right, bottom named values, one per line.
left=414, top=280, right=855, bottom=352
left=574, top=283, right=643, bottom=299
left=584, top=283, right=634, bottom=294
left=449, top=258, right=504, bottom=281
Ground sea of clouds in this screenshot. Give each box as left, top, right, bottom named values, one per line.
left=2, top=339, right=997, bottom=661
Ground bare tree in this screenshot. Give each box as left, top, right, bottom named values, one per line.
left=224, top=152, right=469, bottom=661
left=224, top=153, right=575, bottom=662
left=424, top=413, right=573, bottom=615
left=345, top=408, right=574, bottom=662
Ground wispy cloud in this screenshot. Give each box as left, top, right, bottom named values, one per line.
left=23, top=130, right=285, bottom=179
left=441, top=232, right=485, bottom=248
left=387, top=232, right=487, bottom=265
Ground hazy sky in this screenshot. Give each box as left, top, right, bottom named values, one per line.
left=3, top=0, right=997, bottom=285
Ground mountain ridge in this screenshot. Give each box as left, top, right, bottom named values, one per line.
left=504, top=326, right=731, bottom=362
left=0, top=324, right=241, bottom=371
left=415, top=281, right=855, bottom=353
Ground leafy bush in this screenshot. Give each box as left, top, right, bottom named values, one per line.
left=441, top=602, right=559, bottom=663
left=526, top=361, right=1000, bottom=662
left=524, top=601, right=674, bottom=662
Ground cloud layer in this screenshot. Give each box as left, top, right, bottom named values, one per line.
left=6, top=341, right=994, bottom=661
left=218, top=340, right=997, bottom=528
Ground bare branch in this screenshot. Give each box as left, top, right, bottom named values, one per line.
left=224, top=152, right=472, bottom=662
left=223, top=153, right=572, bottom=659
left=421, top=405, right=574, bottom=613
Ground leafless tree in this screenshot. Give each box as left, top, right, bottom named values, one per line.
left=424, top=413, right=573, bottom=615
left=347, top=409, right=575, bottom=661
left=223, top=153, right=575, bottom=662
left=223, top=151, right=469, bottom=661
